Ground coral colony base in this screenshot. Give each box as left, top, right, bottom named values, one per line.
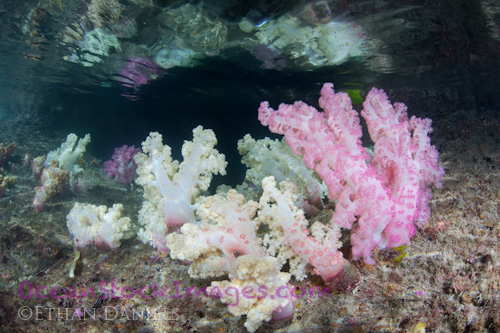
left=22, top=83, right=443, bottom=332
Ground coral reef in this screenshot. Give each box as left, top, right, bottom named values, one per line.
left=2, top=0, right=500, bottom=330
left=1, top=89, right=500, bottom=332
left=66, top=202, right=131, bottom=249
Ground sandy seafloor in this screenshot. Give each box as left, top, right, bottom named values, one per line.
left=1, top=97, right=500, bottom=333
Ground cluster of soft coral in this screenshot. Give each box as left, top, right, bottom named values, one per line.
left=115, top=83, right=444, bottom=332
left=258, top=83, right=444, bottom=264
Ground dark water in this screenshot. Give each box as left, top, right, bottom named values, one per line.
left=1, top=0, right=500, bottom=184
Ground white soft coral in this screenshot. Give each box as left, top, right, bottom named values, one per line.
left=167, top=190, right=293, bottom=332
left=134, top=126, right=227, bottom=252
left=66, top=202, right=131, bottom=249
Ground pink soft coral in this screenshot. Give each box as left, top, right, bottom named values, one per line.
left=103, top=145, right=141, bottom=184
left=258, top=83, right=444, bottom=264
